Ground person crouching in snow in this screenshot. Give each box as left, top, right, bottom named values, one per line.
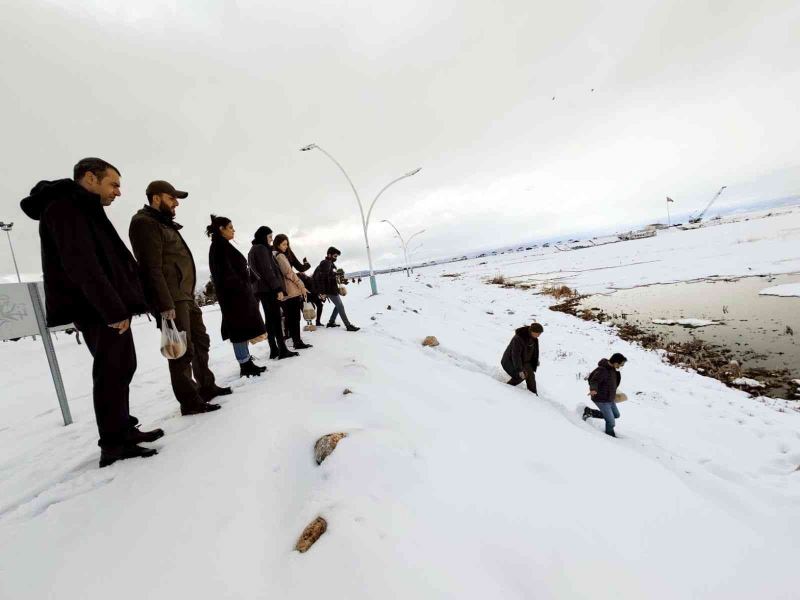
left=501, top=323, right=543, bottom=394
left=582, top=353, right=627, bottom=437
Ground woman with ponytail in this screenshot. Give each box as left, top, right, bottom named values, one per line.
left=207, top=215, right=268, bottom=377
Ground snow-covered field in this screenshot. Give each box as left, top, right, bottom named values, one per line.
left=1, top=206, right=800, bottom=599
left=467, top=205, right=800, bottom=294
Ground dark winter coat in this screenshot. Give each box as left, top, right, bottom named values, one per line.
left=313, top=257, right=340, bottom=296
left=588, top=359, right=621, bottom=403
left=209, top=236, right=266, bottom=343
left=287, top=248, right=311, bottom=273
left=20, top=179, right=147, bottom=327
left=247, top=242, right=286, bottom=296
left=129, top=205, right=197, bottom=312
left=501, top=326, right=539, bottom=376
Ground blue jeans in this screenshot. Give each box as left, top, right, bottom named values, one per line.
left=232, top=341, right=251, bottom=364
left=327, top=294, right=351, bottom=327
left=593, top=401, right=620, bottom=435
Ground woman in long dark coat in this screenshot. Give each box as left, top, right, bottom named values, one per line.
left=207, top=215, right=267, bottom=377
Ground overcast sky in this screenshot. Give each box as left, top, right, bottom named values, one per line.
left=1, top=0, right=798, bottom=280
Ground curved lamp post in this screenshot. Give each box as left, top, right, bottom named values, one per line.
left=300, top=143, right=420, bottom=295
left=0, top=222, right=21, bottom=282
left=381, top=219, right=425, bottom=277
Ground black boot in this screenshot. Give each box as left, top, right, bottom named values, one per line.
left=326, top=323, right=341, bottom=328
left=200, top=385, right=232, bottom=402
left=181, top=402, right=222, bottom=416
left=268, top=338, right=280, bottom=360
left=99, top=443, right=158, bottom=468
left=345, top=324, right=360, bottom=332
left=294, top=341, right=313, bottom=349
left=278, top=349, right=299, bottom=359
left=240, top=358, right=267, bottom=377
left=126, top=425, right=165, bottom=444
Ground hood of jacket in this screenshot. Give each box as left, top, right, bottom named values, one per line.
left=514, top=326, right=532, bottom=339
left=597, top=358, right=614, bottom=369
left=20, top=179, right=86, bottom=221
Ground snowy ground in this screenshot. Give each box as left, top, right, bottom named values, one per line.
left=466, top=204, right=800, bottom=294
left=1, top=207, right=800, bottom=599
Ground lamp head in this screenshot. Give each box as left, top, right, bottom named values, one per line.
left=300, top=144, right=318, bottom=152
left=405, top=167, right=422, bottom=177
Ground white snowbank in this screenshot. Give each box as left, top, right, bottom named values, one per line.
left=652, top=318, right=719, bottom=327
left=759, top=283, right=800, bottom=297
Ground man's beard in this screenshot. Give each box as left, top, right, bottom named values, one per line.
left=158, top=204, right=175, bottom=218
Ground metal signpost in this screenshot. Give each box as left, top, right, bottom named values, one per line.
left=0, top=282, right=72, bottom=425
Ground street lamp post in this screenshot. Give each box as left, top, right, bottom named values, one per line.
left=381, top=219, right=425, bottom=277
left=0, top=222, right=21, bottom=283
left=300, top=143, right=421, bottom=295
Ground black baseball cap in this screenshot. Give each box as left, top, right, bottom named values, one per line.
left=146, top=180, right=188, bottom=200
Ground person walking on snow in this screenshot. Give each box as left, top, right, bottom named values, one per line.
left=247, top=225, right=297, bottom=359
left=129, top=180, right=226, bottom=415
left=582, top=353, right=628, bottom=437
left=501, top=322, right=543, bottom=394
left=312, top=246, right=360, bottom=331
left=207, top=215, right=268, bottom=377
left=20, top=157, right=163, bottom=467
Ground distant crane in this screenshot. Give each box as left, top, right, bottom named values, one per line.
left=689, top=186, right=727, bottom=224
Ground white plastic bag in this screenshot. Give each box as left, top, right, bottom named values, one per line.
left=160, top=318, right=187, bottom=359
left=303, top=302, right=316, bottom=322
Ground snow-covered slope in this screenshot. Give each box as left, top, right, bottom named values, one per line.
left=1, top=208, right=799, bottom=598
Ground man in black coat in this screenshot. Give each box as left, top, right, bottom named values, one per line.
left=582, top=353, right=627, bottom=437
left=247, top=225, right=297, bottom=359
left=501, top=323, right=544, bottom=394
left=312, top=246, right=359, bottom=332
left=20, top=157, right=163, bottom=467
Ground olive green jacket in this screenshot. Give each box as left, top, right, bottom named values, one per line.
left=129, top=205, right=197, bottom=312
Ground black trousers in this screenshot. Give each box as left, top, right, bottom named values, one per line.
left=257, top=292, right=288, bottom=354
left=506, top=364, right=537, bottom=394
left=164, top=300, right=216, bottom=407
left=312, top=296, right=323, bottom=325
left=283, top=296, right=303, bottom=346
left=74, top=317, right=137, bottom=449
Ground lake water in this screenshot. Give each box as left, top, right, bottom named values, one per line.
left=579, top=273, right=800, bottom=398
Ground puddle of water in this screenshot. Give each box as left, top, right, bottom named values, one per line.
left=580, top=274, right=800, bottom=398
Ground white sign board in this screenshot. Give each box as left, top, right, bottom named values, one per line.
left=0, top=282, right=73, bottom=340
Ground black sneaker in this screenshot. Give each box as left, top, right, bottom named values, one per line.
left=326, top=323, right=341, bottom=328
left=345, top=325, right=360, bottom=332
left=278, top=349, right=299, bottom=359
left=200, top=385, right=232, bottom=402
left=181, top=402, right=222, bottom=416
left=99, top=444, right=158, bottom=468
left=127, top=425, right=165, bottom=444
left=582, top=407, right=592, bottom=421
left=294, top=342, right=313, bottom=349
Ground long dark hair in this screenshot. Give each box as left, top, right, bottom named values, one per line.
left=273, top=233, right=289, bottom=253
left=206, top=214, right=231, bottom=239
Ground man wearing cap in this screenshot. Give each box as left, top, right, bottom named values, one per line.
left=312, top=246, right=360, bottom=331
left=129, top=180, right=228, bottom=415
